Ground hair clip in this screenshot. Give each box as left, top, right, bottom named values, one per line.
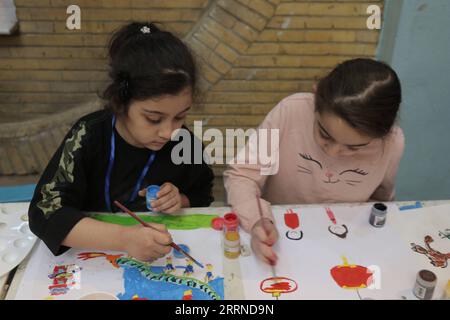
left=140, top=26, right=151, bottom=34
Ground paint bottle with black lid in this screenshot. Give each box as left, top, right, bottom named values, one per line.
left=413, top=270, right=437, bottom=300
left=369, top=203, right=387, bottom=227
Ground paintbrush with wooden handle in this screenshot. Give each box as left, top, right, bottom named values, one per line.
left=113, top=200, right=204, bottom=269
left=255, top=197, right=277, bottom=278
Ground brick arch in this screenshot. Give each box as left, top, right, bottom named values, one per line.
left=184, top=0, right=281, bottom=90
left=0, top=0, right=281, bottom=175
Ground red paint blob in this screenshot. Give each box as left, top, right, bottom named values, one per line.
left=267, top=281, right=291, bottom=291
left=284, top=213, right=299, bottom=229
left=330, top=265, right=373, bottom=289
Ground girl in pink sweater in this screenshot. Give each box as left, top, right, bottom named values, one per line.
left=223, top=58, right=404, bottom=265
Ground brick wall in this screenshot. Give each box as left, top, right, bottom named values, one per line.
left=0, top=0, right=209, bottom=119
left=0, top=0, right=383, bottom=201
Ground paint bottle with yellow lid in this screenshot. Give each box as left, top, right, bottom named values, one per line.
left=223, top=213, right=241, bottom=259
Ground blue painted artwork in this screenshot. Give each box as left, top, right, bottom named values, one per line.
left=117, top=264, right=224, bottom=300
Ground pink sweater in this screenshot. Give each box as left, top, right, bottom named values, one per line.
left=223, top=93, right=405, bottom=231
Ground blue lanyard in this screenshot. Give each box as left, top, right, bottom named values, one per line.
left=105, top=115, right=156, bottom=211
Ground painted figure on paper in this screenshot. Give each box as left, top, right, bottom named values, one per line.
left=438, top=229, right=450, bottom=240
left=48, top=264, right=82, bottom=296
left=204, top=264, right=214, bottom=283
left=164, top=256, right=175, bottom=274
left=182, top=289, right=193, bottom=300
left=284, top=209, right=303, bottom=240
left=330, top=256, right=373, bottom=289
left=184, top=259, right=194, bottom=276
left=411, top=235, right=450, bottom=268
left=260, top=277, right=298, bottom=300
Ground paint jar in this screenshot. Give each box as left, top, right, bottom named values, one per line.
left=146, top=185, right=160, bottom=211
left=413, top=269, right=437, bottom=300
left=369, top=203, right=387, bottom=227
left=223, top=213, right=240, bottom=259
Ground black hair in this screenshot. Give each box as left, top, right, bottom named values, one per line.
left=315, top=58, right=402, bottom=138
left=102, top=22, right=197, bottom=114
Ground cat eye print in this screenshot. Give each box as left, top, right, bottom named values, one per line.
left=299, top=153, right=323, bottom=169
left=339, top=169, right=368, bottom=176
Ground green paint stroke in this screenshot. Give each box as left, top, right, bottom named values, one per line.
left=91, top=213, right=218, bottom=230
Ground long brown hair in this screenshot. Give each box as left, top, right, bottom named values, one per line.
left=315, top=58, right=402, bottom=138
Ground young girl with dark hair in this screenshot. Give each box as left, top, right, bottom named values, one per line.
left=224, top=58, right=405, bottom=265
left=29, top=22, right=214, bottom=262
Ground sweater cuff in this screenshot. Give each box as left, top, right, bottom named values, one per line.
left=232, top=197, right=274, bottom=232
left=43, top=207, right=87, bottom=256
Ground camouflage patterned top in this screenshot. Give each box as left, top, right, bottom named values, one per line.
left=28, top=110, right=214, bottom=256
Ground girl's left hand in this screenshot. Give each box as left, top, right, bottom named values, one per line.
left=139, top=182, right=187, bottom=214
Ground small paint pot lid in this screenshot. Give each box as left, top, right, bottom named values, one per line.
left=146, top=185, right=160, bottom=197
left=223, top=212, right=239, bottom=228
left=211, top=217, right=224, bottom=230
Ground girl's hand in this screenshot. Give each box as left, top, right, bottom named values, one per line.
left=250, top=218, right=279, bottom=266
left=121, top=223, right=172, bottom=262
left=139, top=182, right=188, bottom=214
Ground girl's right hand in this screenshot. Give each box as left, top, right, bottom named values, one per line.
left=250, top=218, right=279, bottom=266
left=121, top=223, right=173, bottom=262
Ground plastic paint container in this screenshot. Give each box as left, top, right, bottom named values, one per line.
left=146, top=185, right=160, bottom=211
left=223, top=213, right=240, bottom=259
left=413, top=269, right=437, bottom=300
left=369, top=203, right=387, bottom=227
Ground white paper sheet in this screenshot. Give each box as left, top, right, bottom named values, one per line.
left=240, top=204, right=450, bottom=300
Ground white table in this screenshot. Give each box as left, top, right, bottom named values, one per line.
left=2, top=200, right=450, bottom=300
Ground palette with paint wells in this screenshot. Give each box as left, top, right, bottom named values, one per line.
left=0, top=203, right=38, bottom=277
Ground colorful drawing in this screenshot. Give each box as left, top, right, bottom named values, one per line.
left=184, top=259, right=194, bottom=276
left=48, top=264, right=82, bottom=296
left=328, top=224, right=349, bottom=239
left=164, top=257, right=175, bottom=274
left=330, top=256, right=373, bottom=289
left=132, top=294, right=148, bottom=300
left=438, top=229, right=450, bottom=240
left=77, top=252, right=123, bottom=268
left=326, top=207, right=348, bottom=239
left=204, top=264, right=214, bottom=283
left=182, top=289, right=193, bottom=300
left=411, top=235, right=450, bottom=268
left=77, top=252, right=224, bottom=300
left=284, top=209, right=303, bottom=240
left=92, top=213, right=218, bottom=230
left=260, top=277, right=298, bottom=300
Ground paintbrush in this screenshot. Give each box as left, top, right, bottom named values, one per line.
left=113, top=200, right=204, bottom=269
left=255, top=197, right=277, bottom=278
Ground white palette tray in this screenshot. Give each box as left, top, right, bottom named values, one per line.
left=0, top=202, right=37, bottom=278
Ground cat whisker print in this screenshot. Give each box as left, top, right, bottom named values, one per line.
left=323, top=179, right=340, bottom=184
left=344, top=180, right=362, bottom=183
left=297, top=169, right=312, bottom=175
left=297, top=165, right=312, bottom=173
left=345, top=180, right=362, bottom=186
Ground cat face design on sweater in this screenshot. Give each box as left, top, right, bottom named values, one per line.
left=297, top=153, right=368, bottom=186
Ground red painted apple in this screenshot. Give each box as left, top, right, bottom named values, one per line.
left=330, top=257, right=373, bottom=289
